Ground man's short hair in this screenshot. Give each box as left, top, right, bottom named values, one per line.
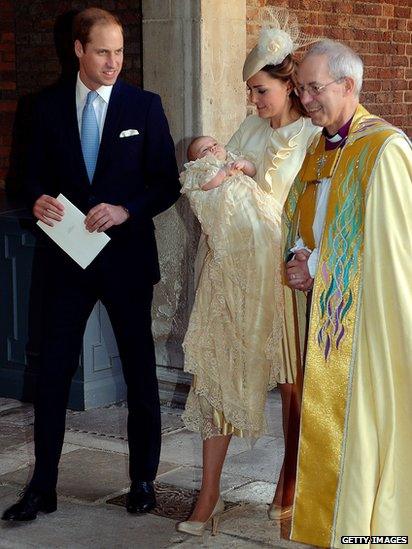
left=306, top=39, right=364, bottom=97
left=73, top=7, right=123, bottom=48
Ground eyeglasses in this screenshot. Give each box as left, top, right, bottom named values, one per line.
left=294, top=78, right=345, bottom=97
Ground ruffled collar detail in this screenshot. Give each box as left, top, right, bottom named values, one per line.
left=266, top=117, right=306, bottom=170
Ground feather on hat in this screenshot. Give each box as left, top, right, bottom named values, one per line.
left=243, top=7, right=318, bottom=81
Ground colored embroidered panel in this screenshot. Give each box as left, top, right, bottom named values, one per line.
left=317, top=148, right=369, bottom=359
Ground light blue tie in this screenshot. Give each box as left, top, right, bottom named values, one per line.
left=81, top=90, right=99, bottom=182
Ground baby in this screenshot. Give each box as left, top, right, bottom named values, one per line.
left=186, top=136, right=256, bottom=190
left=180, top=134, right=281, bottom=271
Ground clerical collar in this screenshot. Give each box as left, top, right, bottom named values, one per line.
left=323, top=117, right=353, bottom=150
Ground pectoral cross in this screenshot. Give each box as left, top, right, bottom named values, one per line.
left=316, top=155, right=328, bottom=180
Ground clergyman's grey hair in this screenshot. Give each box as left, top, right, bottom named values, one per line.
left=305, top=39, right=364, bottom=97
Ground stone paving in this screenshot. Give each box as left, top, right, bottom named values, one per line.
left=0, top=393, right=311, bottom=549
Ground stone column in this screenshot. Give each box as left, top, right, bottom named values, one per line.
left=142, top=0, right=246, bottom=404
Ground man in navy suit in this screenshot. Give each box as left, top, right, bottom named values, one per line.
left=2, top=7, right=180, bottom=522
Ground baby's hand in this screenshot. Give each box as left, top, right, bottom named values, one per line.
left=226, top=159, right=256, bottom=178
left=224, top=161, right=242, bottom=176
left=231, top=160, right=246, bottom=171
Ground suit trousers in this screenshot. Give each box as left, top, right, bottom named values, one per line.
left=29, top=244, right=161, bottom=493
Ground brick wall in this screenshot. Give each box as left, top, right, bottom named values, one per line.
left=1, top=1, right=411, bottom=188
left=247, top=0, right=412, bottom=136
left=0, top=0, right=142, bottom=190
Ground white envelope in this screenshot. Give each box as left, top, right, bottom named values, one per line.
left=36, top=194, right=110, bottom=269
left=119, top=129, right=139, bottom=138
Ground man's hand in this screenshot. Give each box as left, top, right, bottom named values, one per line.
left=286, top=249, right=314, bottom=292
left=84, top=203, right=129, bottom=233
left=33, top=195, right=64, bottom=226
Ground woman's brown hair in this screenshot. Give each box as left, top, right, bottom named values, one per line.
left=261, top=54, right=307, bottom=117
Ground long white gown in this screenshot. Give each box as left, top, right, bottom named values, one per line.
left=181, top=115, right=320, bottom=439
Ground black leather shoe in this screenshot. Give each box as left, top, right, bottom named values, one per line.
left=1, top=488, right=57, bottom=522
left=126, top=481, right=156, bottom=514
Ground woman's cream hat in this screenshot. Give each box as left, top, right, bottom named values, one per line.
left=243, top=7, right=318, bottom=82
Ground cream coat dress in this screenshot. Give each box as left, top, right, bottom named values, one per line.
left=181, top=115, right=320, bottom=439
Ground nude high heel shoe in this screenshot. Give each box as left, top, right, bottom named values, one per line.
left=267, top=503, right=293, bottom=521
left=176, top=497, right=225, bottom=537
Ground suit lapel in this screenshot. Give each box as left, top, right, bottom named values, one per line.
left=93, top=80, right=125, bottom=183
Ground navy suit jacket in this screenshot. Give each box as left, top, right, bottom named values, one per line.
left=25, top=77, right=180, bottom=283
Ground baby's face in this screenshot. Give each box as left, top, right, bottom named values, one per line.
left=194, top=137, right=226, bottom=161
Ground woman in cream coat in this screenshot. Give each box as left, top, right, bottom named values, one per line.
left=177, top=11, right=320, bottom=536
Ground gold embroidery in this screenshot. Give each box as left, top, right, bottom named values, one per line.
left=290, top=104, right=400, bottom=547
left=296, top=182, right=318, bottom=250
left=302, top=136, right=342, bottom=181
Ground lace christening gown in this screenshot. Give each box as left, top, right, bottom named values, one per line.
left=181, top=115, right=320, bottom=439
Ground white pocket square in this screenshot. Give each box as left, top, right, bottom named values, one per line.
left=119, top=129, right=139, bottom=138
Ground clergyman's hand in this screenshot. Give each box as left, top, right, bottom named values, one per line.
left=286, top=249, right=314, bottom=292
left=33, top=195, right=64, bottom=227
left=84, top=203, right=129, bottom=233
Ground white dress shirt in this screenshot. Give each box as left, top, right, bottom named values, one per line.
left=292, top=177, right=331, bottom=276
left=292, top=132, right=343, bottom=277
left=76, top=73, right=113, bottom=141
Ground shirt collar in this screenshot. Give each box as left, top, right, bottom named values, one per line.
left=323, top=117, right=353, bottom=150
left=76, top=72, right=113, bottom=104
